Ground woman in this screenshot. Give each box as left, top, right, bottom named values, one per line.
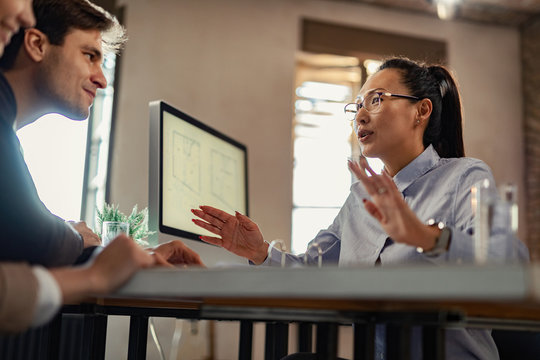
left=192, top=58, right=529, bottom=359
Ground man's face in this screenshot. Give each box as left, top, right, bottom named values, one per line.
left=36, top=28, right=107, bottom=120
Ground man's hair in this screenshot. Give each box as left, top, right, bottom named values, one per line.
left=0, top=0, right=126, bottom=70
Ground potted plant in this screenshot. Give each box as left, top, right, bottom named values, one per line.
left=95, top=203, right=154, bottom=247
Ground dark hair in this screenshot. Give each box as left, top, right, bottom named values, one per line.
left=0, top=0, right=126, bottom=70
left=378, top=57, right=465, bottom=158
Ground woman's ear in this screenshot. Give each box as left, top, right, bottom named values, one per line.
left=23, top=28, right=50, bottom=63
left=417, top=98, right=433, bottom=121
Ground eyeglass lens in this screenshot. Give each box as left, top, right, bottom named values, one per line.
left=344, top=93, right=381, bottom=121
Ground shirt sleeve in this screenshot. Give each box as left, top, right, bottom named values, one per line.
left=0, top=127, right=83, bottom=267
left=30, top=266, right=62, bottom=327
left=257, top=218, right=342, bottom=267
left=0, top=263, right=38, bottom=333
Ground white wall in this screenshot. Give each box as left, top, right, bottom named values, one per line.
left=108, top=0, right=525, bottom=357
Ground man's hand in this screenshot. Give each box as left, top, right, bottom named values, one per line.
left=150, top=240, right=205, bottom=267
left=68, top=221, right=101, bottom=248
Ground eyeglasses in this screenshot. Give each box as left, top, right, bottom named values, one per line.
left=344, top=91, right=421, bottom=121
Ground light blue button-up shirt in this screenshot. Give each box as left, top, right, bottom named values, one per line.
left=263, top=145, right=529, bottom=359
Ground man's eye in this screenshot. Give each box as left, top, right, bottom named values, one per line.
left=84, top=53, right=94, bottom=60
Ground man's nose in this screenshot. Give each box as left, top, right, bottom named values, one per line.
left=19, top=0, right=36, bottom=28
left=92, top=66, right=108, bottom=89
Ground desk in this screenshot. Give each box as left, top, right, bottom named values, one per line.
left=66, top=264, right=540, bottom=360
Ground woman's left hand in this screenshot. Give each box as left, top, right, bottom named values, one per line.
left=348, top=157, right=438, bottom=249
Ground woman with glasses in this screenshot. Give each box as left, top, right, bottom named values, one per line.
left=192, top=57, right=529, bottom=359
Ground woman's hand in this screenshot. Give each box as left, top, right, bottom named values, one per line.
left=191, top=206, right=268, bottom=264
left=348, top=157, right=439, bottom=250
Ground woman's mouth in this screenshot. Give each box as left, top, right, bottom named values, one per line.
left=358, top=129, right=374, bottom=142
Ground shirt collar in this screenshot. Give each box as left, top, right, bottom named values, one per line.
left=392, top=144, right=440, bottom=193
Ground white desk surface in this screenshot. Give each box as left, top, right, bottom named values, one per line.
left=115, top=263, right=540, bottom=302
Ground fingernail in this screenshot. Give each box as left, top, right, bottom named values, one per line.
left=362, top=198, right=367, bottom=203
left=192, top=219, right=197, bottom=223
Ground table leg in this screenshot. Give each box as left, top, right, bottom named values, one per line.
left=239, top=320, right=253, bottom=360
left=422, top=325, right=445, bottom=360
left=353, top=323, right=375, bottom=360
left=316, top=323, right=338, bottom=360
left=297, top=322, right=313, bottom=353
left=82, top=314, right=107, bottom=360
left=128, top=315, right=148, bottom=360
left=47, top=313, right=63, bottom=360
left=265, top=322, right=289, bottom=360
left=386, top=323, right=411, bottom=360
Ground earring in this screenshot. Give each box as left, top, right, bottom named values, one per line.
left=416, top=119, right=420, bottom=125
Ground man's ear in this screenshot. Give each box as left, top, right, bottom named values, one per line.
left=23, top=28, right=50, bottom=63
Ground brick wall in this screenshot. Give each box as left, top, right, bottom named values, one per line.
left=522, top=16, right=540, bottom=260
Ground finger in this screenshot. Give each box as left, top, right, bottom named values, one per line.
left=191, top=209, right=224, bottom=229
left=199, top=235, right=224, bottom=247
left=359, top=158, right=390, bottom=196
left=182, top=250, right=205, bottom=266
left=363, top=199, right=385, bottom=223
left=93, top=234, right=102, bottom=245
left=192, top=218, right=222, bottom=234
left=151, top=252, right=175, bottom=268
left=199, top=205, right=233, bottom=222
left=350, top=160, right=378, bottom=196
left=381, top=170, right=399, bottom=191
left=359, top=156, right=378, bottom=177
left=348, top=160, right=365, bottom=180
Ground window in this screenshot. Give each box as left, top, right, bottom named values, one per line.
left=291, top=53, right=383, bottom=254
left=17, top=53, right=118, bottom=230
left=18, top=115, right=88, bottom=221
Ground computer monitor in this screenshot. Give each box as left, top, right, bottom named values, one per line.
left=148, top=100, right=248, bottom=266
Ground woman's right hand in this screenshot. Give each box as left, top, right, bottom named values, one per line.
left=191, top=206, right=268, bottom=264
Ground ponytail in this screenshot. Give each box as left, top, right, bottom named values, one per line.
left=427, top=66, right=464, bottom=158
left=379, top=58, right=465, bottom=158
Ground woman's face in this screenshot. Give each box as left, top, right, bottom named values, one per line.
left=354, top=68, right=423, bottom=161
left=0, top=0, right=34, bottom=56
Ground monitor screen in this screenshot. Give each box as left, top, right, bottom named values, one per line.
left=149, top=101, right=248, bottom=244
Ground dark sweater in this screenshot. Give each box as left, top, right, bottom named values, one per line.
left=0, top=72, right=83, bottom=267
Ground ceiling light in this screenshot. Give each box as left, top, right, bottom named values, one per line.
left=429, top=0, right=461, bottom=20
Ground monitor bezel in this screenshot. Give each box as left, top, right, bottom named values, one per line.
left=156, top=101, right=249, bottom=242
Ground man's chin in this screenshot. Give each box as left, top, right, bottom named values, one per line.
left=62, top=106, right=90, bottom=121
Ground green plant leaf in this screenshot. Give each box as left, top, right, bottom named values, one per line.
left=95, top=203, right=154, bottom=246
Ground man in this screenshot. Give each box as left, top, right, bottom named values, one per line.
left=0, top=0, right=125, bottom=266
left=0, top=0, right=204, bottom=333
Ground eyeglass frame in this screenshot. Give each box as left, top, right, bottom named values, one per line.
left=344, top=91, right=421, bottom=120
